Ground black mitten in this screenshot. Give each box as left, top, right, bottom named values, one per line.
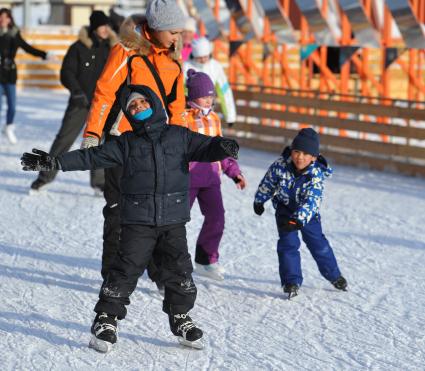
left=253, top=202, right=265, bottom=216
left=281, top=218, right=302, bottom=232
left=220, top=138, right=239, bottom=159
left=21, top=149, right=59, bottom=171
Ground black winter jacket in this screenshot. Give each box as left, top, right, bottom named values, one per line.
left=60, top=26, right=118, bottom=103
left=0, top=26, right=47, bottom=84
left=58, top=85, right=236, bottom=226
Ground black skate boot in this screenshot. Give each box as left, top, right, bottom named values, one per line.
left=332, top=276, right=348, bottom=291
left=283, top=283, right=299, bottom=300
left=169, top=313, right=204, bottom=349
left=89, top=312, right=118, bottom=353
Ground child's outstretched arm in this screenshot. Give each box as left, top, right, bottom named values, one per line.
left=253, top=158, right=282, bottom=215
left=21, top=140, right=126, bottom=173
left=221, top=158, right=246, bottom=190
left=186, top=130, right=239, bottom=162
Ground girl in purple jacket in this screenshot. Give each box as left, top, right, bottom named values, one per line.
left=186, top=69, right=246, bottom=280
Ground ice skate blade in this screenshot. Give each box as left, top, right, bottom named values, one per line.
left=89, top=335, right=114, bottom=353
left=28, top=188, right=46, bottom=196
left=178, top=336, right=204, bottom=349
left=194, top=265, right=224, bottom=281
left=286, top=292, right=298, bottom=300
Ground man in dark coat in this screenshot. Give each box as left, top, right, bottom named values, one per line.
left=30, top=10, right=118, bottom=194
left=21, top=84, right=240, bottom=351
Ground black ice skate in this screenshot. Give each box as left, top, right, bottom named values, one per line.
left=89, top=312, right=118, bottom=353
left=332, top=276, right=348, bottom=291
left=169, top=313, right=204, bottom=349
left=283, top=283, right=299, bottom=300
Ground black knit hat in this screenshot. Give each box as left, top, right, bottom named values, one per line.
left=89, top=10, right=110, bottom=32
left=291, top=128, right=320, bottom=156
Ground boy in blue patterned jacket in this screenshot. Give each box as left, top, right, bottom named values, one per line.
left=253, top=128, right=347, bottom=299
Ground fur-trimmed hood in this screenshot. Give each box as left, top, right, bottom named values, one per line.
left=119, top=15, right=182, bottom=61
left=0, top=25, right=19, bottom=37
left=78, top=26, right=119, bottom=49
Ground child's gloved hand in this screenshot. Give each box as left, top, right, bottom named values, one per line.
left=281, top=218, right=302, bottom=232
left=220, top=138, right=239, bottom=159
left=21, top=149, right=59, bottom=171
left=233, top=174, right=246, bottom=190
left=253, top=202, right=264, bottom=216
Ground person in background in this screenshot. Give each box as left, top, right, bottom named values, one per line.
left=253, top=128, right=347, bottom=299
left=181, top=17, right=197, bottom=62
left=183, top=36, right=236, bottom=127
left=29, top=10, right=118, bottom=195
left=185, top=69, right=246, bottom=280
left=80, top=0, right=188, bottom=281
left=0, top=7, right=52, bottom=144
left=108, top=7, right=125, bottom=34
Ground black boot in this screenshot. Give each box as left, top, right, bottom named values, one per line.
left=169, top=313, right=203, bottom=349
left=283, top=283, right=299, bottom=299
left=89, top=312, right=118, bottom=353
left=332, top=276, right=348, bottom=291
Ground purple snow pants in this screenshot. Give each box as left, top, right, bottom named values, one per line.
left=190, top=185, right=225, bottom=265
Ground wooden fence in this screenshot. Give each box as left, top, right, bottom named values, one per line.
left=225, top=85, right=425, bottom=177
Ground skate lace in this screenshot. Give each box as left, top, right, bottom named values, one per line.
left=175, top=314, right=195, bottom=335
left=94, top=313, right=117, bottom=336
left=178, top=320, right=196, bottom=335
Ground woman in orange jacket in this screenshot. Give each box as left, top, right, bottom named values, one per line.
left=81, top=0, right=188, bottom=280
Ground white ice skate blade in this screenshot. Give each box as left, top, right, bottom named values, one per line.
left=28, top=188, right=46, bottom=196
left=89, top=335, right=114, bottom=353
left=178, top=336, right=204, bottom=349
left=194, top=264, right=224, bottom=281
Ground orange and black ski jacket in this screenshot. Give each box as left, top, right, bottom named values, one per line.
left=83, top=16, right=187, bottom=140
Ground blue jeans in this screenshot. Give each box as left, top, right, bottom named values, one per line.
left=0, top=83, right=17, bottom=124
left=276, top=215, right=341, bottom=286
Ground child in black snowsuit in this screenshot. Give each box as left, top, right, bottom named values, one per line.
left=21, top=85, right=239, bottom=352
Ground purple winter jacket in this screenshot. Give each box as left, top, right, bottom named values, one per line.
left=189, top=158, right=241, bottom=188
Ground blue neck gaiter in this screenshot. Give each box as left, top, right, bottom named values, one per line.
left=134, top=108, right=153, bottom=121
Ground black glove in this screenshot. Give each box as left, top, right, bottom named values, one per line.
left=220, top=138, right=239, bottom=159
left=253, top=202, right=264, bottom=216
left=281, top=218, right=302, bottom=232
left=71, top=91, right=89, bottom=108
left=21, top=149, right=59, bottom=171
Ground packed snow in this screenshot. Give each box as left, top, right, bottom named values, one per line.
left=1, top=90, right=424, bottom=370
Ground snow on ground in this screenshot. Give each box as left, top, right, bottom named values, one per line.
left=0, top=90, right=425, bottom=370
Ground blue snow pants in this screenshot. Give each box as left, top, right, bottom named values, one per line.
left=276, top=215, right=341, bottom=286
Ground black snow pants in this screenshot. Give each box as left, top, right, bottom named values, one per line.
left=35, top=102, right=104, bottom=189
left=94, top=223, right=197, bottom=319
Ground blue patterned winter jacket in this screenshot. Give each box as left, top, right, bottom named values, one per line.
left=254, top=147, right=333, bottom=226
